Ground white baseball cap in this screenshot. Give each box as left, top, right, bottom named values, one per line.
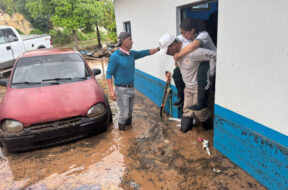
left=159, top=33, right=176, bottom=55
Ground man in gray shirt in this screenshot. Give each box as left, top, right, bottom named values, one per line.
left=159, top=33, right=216, bottom=132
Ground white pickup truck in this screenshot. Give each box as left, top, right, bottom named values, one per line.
left=0, top=26, right=52, bottom=73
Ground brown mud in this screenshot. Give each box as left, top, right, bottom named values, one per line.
left=0, top=59, right=266, bottom=190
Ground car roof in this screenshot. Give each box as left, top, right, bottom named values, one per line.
left=22, top=48, right=77, bottom=58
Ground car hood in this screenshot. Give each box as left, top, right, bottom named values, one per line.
left=0, top=79, right=105, bottom=127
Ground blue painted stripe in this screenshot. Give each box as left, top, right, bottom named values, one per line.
left=214, top=104, right=288, bottom=190
left=215, top=105, right=288, bottom=147
left=134, top=68, right=181, bottom=118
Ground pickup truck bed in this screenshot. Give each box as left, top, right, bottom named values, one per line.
left=21, top=34, right=50, bottom=41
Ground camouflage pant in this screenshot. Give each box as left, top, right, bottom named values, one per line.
left=182, top=86, right=210, bottom=122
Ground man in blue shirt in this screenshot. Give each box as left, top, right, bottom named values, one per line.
left=106, top=32, right=159, bottom=131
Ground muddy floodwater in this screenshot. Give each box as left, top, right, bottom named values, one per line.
left=0, top=58, right=266, bottom=190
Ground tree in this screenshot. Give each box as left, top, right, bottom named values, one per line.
left=100, top=0, right=117, bottom=43
left=0, top=0, right=52, bottom=33
left=25, top=0, right=117, bottom=48
left=0, top=0, right=17, bottom=15
left=16, top=0, right=52, bottom=33
left=64, top=0, right=105, bottom=48
left=26, top=0, right=105, bottom=49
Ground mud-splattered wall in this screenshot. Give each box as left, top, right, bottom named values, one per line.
left=0, top=10, right=32, bottom=34
left=214, top=105, right=288, bottom=190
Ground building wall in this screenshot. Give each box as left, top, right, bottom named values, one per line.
left=214, top=1, right=288, bottom=189
left=114, top=0, right=200, bottom=117
left=113, top=1, right=288, bottom=189
left=216, top=0, right=288, bottom=136
left=114, top=0, right=179, bottom=81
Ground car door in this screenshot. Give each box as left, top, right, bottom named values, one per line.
left=0, top=29, right=13, bottom=70
left=1, top=28, right=25, bottom=65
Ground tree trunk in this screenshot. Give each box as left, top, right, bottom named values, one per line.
left=73, top=30, right=79, bottom=50
left=96, top=24, right=102, bottom=48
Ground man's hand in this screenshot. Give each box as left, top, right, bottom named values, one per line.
left=174, top=60, right=178, bottom=67
left=107, top=78, right=116, bottom=101
left=174, top=53, right=180, bottom=63
left=149, top=47, right=160, bottom=55
left=109, top=89, right=117, bottom=101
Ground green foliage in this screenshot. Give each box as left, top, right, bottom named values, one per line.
left=100, top=0, right=117, bottom=43
left=15, top=28, right=23, bottom=34
left=0, top=0, right=52, bottom=33
left=77, top=30, right=105, bottom=42
left=30, top=29, right=43, bottom=34
left=0, top=0, right=17, bottom=15
left=49, top=29, right=73, bottom=45
left=30, top=16, right=52, bottom=33
left=0, top=1, right=7, bottom=11
left=76, top=31, right=88, bottom=41
left=25, top=0, right=54, bottom=19
left=25, top=0, right=106, bottom=47
left=3, top=0, right=117, bottom=45
left=85, top=32, right=98, bottom=41
left=24, top=0, right=54, bottom=33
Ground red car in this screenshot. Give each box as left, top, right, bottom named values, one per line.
left=0, top=48, right=112, bottom=153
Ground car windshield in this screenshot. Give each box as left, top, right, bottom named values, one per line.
left=12, top=53, right=90, bottom=84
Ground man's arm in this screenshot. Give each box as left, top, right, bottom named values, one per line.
left=149, top=47, right=160, bottom=55
left=106, top=55, right=117, bottom=101
left=133, top=47, right=160, bottom=60
left=174, top=40, right=202, bottom=62
left=188, top=48, right=216, bottom=77
left=107, top=78, right=116, bottom=101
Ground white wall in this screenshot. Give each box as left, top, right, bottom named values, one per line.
left=216, top=0, right=288, bottom=135
left=114, top=0, right=200, bottom=83
left=114, top=0, right=288, bottom=135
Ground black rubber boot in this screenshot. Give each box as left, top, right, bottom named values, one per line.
left=118, top=123, right=126, bottom=131
left=172, top=67, right=185, bottom=107
left=188, top=85, right=209, bottom=111
left=180, top=116, right=194, bottom=133
left=202, top=117, right=213, bottom=130
left=173, top=84, right=184, bottom=107
left=126, top=117, right=132, bottom=126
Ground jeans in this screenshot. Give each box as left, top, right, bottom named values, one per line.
left=115, top=86, right=135, bottom=124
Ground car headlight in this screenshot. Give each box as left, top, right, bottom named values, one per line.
left=87, top=103, right=106, bottom=118
left=1, top=120, right=23, bottom=133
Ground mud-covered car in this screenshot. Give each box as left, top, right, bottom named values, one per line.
left=0, top=48, right=112, bottom=153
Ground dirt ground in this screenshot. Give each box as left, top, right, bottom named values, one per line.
left=0, top=59, right=266, bottom=190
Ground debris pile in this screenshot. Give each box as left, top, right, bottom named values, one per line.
left=80, top=47, right=117, bottom=60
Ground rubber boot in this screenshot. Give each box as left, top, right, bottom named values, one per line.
left=172, top=67, right=185, bottom=107
left=118, top=123, right=126, bottom=131
left=180, top=116, right=194, bottom=133
left=173, top=82, right=185, bottom=107
left=126, top=117, right=132, bottom=126
left=188, top=85, right=209, bottom=111
left=202, top=117, right=213, bottom=130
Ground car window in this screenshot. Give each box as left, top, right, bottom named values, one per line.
left=0, top=30, right=6, bottom=44
left=1, top=29, right=18, bottom=43
left=12, top=53, right=90, bottom=84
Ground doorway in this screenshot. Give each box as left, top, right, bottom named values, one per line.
left=176, top=0, right=218, bottom=126
left=177, top=0, right=218, bottom=45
